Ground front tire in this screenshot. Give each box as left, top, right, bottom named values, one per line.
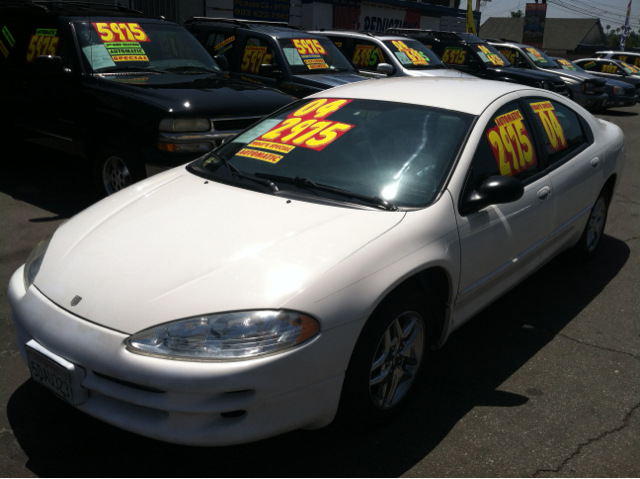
left=338, top=287, right=432, bottom=424
left=93, top=146, right=145, bottom=198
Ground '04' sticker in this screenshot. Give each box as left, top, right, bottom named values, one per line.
left=486, top=109, right=537, bottom=177
left=528, top=101, right=567, bottom=152
left=255, top=98, right=354, bottom=153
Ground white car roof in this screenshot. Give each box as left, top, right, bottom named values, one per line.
left=308, top=76, right=526, bottom=115
left=308, top=30, right=412, bottom=41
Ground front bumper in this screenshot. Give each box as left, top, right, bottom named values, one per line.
left=606, top=95, right=638, bottom=108
left=8, top=267, right=355, bottom=446
left=570, top=90, right=608, bottom=109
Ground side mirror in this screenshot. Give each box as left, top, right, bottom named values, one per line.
left=376, top=63, right=395, bottom=76
left=33, top=55, right=65, bottom=75
left=258, top=63, right=282, bottom=79
left=460, top=175, right=524, bottom=216
left=213, top=55, right=229, bottom=71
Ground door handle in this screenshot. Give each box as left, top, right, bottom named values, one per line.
left=590, top=157, right=600, bottom=168
left=537, top=186, right=551, bottom=201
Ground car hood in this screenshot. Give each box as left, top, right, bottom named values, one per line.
left=291, top=72, right=370, bottom=89
left=496, top=67, right=560, bottom=82
left=605, top=78, right=636, bottom=89
left=539, top=68, right=598, bottom=83
left=97, top=73, right=294, bottom=116
left=35, top=168, right=405, bottom=334
left=403, top=68, right=472, bottom=78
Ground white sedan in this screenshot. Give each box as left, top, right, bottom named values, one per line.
left=8, top=77, right=625, bottom=446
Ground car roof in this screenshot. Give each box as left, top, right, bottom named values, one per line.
left=307, top=76, right=527, bottom=115
left=596, top=50, right=640, bottom=56
left=185, top=17, right=309, bottom=36
left=309, top=30, right=410, bottom=41
left=0, top=1, right=162, bottom=20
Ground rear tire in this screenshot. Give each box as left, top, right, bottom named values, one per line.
left=338, top=287, right=432, bottom=425
left=574, top=192, right=609, bottom=259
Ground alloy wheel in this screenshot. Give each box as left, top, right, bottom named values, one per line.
left=586, top=197, right=606, bottom=252
left=102, top=155, right=132, bottom=195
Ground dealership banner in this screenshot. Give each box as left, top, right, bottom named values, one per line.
left=334, top=1, right=419, bottom=33
left=234, top=0, right=290, bottom=22
left=523, top=3, right=547, bottom=49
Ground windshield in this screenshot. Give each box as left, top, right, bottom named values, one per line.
left=277, top=37, right=355, bottom=74
left=382, top=40, right=445, bottom=69
left=554, top=58, right=579, bottom=71
left=523, top=46, right=559, bottom=68
left=75, top=22, right=220, bottom=73
left=194, top=99, right=474, bottom=208
left=620, top=62, right=640, bottom=74
left=470, top=44, right=510, bottom=67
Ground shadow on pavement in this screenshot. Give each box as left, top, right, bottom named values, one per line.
left=596, top=109, right=638, bottom=117
left=0, top=145, right=95, bottom=220
left=6, top=234, right=629, bottom=477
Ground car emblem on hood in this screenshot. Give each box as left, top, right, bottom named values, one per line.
left=70, top=295, right=82, bottom=306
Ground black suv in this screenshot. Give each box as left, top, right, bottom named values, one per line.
left=0, top=2, right=294, bottom=196
left=386, top=29, right=569, bottom=96
left=184, top=18, right=369, bottom=98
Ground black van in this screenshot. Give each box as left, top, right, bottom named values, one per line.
left=0, top=2, right=294, bottom=196
left=386, top=29, right=569, bottom=96
left=184, top=18, right=370, bottom=98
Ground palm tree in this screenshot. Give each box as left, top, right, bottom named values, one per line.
left=606, top=24, right=611, bottom=32
left=510, top=10, right=523, bottom=18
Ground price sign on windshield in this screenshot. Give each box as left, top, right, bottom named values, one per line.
left=93, top=23, right=150, bottom=43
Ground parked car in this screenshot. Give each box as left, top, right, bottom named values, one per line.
left=596, top=50, right=640, bottom=68
left=9, top=77, right=624, bottom=446
left=552, top=57, right=637, bottom=110
left=309, top=30, right=468, bottom=79
left=387, top=29, right=570, bottom=95
left=573, top=58, right=640, bottom=92
left=488, top=41, right=608, bottom=110
left=184, top=18, right=370, bottom=98
left=0, top=3, right=295, bottom=197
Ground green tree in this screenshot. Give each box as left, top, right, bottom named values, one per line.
left=510, top=9, right=523, bottom=17
left=606, top=24, right=611, bottom=32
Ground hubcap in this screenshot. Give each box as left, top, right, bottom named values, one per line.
left=102, top=155, right=132, bottom=195
left=369, top=311, right=425, bottom=410
left=586, top=197, right=606, bottom=252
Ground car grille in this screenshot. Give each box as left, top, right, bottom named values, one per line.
left=212, top=117, right=263, bottom=131
left=626, top=87, right=636, bottom=96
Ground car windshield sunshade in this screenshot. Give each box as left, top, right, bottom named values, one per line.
left=75, top=22, right=220, bottom=73
left=195, top=98, right=474, bottom=208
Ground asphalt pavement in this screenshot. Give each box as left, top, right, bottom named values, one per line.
left=0, top=105, right=638, bottom=477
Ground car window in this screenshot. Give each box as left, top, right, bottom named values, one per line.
left=440, top=45, right=471, bottom=67
left=0, top=16, right=26, bottom=69
left=75, top=22, right=219, bottom=73
left=614, top=53, right=640, bottom=67
left=498, top=47, right=530, bottom=68
left=522, top=46, right=558, bottom=68
left=524, top=98, right=587, bottom=167
left=555, top=58, right=578, bottom=71
left=240, top=36, right=275, bottom=76
left=350, top=39, right=385, bottom=71
left=469, top=44, right=509, bottom=67
left=199, top=98, right=474, bottom=208
left=204, top=30, right=236, bottom=65
left=381, top=40, right=444, bottom=69
left=599, top=61, right=620, bottom=74
left=24, top=20, right=71, bottom=68
left=470, top=101, right=540, bottom=189
left=277, top=37, right=355, bottom=74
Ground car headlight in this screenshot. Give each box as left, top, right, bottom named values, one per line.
left=23, top=235, right=52, bottom=290
left=159, top=118, right=211, bottom=133
left=534, top=81, right=553, bottom=91
left=613, top=85, right=625, bottom=95
left=126, top=310, right=320, bottom=360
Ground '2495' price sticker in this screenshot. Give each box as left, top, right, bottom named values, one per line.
left=486, top=109, right=536, bottom=177
left=257, top=98, right=354, bottom=152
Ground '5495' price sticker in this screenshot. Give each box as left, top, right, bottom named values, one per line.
left=486, top=109, right=536, bottom=177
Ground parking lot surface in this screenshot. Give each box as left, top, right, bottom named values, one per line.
left=0, top=105, right=638, bottom=477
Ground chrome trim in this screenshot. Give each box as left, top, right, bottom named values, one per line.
left=158, top=131, right=236, bottom=143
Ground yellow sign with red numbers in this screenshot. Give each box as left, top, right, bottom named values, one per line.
left=26, top=29, right=59, bottom=62
left=92, top=23, right=149, bottom=43
left=529, top=101, right=567, bottom=153
left=442, top=46, right=467, bottom=65
left=391, top=40, right=428, bottom=65
left=292, top=38, right=327, bottom=55
left=477, top=45, right=504, bottom=66
left=557, top=59, right=576, bottom=70
left=254, top=98, right=354, bottom=154
left=601, top=64, right=617, bottom=73
left=241, top=46, right=272, bottom=74
left=622, top=62, right=639, bottom=73
left=486, top=109, right=537, bottom=177
left=352, top=44, right=374, bottom=67
left=499, top=49, right=516, bottom=63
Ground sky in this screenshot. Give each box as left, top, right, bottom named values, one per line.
left=479, top=0, right=640, bottom=28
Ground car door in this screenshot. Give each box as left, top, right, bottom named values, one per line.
left=19, top=18, right=82, bottom=158
left=454, top=98, right=554, bottom=325
left=520, top=95, right=603, bottom=261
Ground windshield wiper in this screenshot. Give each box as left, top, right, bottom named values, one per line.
left=255, top=173, right=397, bottom=211
left=164, top=66, right=220, bottom=74
left=99, top=66, right=167, bottom=74
left=208, top=153, right=278, bottom=193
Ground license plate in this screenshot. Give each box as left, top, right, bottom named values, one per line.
left=26, top=345, right=75, bottom=405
